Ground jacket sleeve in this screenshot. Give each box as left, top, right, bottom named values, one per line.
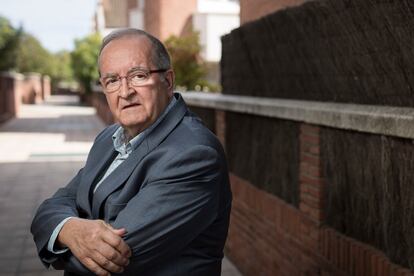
left=112, top=145, right=223, bottom=273
left=30, top=168, right=83, bottom=267
left=30, top=126, right=118, bottom=275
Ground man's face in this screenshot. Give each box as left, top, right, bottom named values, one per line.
left=99, top=36, right=174, bottom=137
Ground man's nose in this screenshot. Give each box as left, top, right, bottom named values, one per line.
left=119, top=77, right=135, bottom=98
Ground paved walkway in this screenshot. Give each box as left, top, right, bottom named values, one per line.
left=0, top=95, right=242, bottom=276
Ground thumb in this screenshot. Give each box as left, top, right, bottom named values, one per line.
left=111, top=227, right=127, bottom=236
left=103, top=222, right=127, bottom=236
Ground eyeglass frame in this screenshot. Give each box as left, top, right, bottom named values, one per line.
left=99, top=67, right=169, bottom=93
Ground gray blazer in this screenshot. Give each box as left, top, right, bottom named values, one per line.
left=30, top=93, right=232, bottom=276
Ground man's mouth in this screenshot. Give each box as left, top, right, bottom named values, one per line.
left=122, top=103, right=140, bottom=110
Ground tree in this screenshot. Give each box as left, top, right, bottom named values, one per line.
left=0, top=16, right=21, bottom=71
left=16, top=33, right=54, bottom=75
left=164, top=31, right=208, bottom=91
left=0, top=15, right=74, bottom=88
left=71, top=33, right=101, bottom=93
left=52, top=50, right=74, bottom=84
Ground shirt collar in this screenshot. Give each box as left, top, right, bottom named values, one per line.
left=112, top=95, right=177, bottom=154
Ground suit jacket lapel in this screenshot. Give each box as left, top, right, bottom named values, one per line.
left=77, top=127, right=117, bottom=218
left=91, top=93, right=188, bottom=219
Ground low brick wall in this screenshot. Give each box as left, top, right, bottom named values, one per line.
left=88, top=89, right=114, bottom=125
left=228, top=169, right=412, bottom=275
left=0, top=72, right=24, bottom=123
left=41, top=75, right=51, bottom=100
left=183, top=92, right=414, bottom=275
left=0, top=72, right=52, bottom=124
left=22, top=73, right=42, bottom=104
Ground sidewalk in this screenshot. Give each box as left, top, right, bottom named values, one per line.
left=0, top=95, right=242, bottom=276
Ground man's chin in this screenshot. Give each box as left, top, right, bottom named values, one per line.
left=119, top=119, right=147, bottom=135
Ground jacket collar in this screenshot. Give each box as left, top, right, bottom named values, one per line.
left=78, top=93, right=187, bottom=218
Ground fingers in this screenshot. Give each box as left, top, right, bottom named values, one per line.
left=62, top=219, right=132, bottom=273
left=104, top=223, right=127, bottom=237
left=111, top=227, right=127, bottom=236
left=83, top=257, right=111, bottom=276
left=92, top=250, right=127, bottom=274
left=102, top=229, right=132, bottom=258
left=97, top=241, right=130, bottom=267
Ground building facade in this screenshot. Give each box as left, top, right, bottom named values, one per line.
left=95, top=0, right=240, bottom=63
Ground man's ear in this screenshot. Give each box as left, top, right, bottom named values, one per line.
left=165, top=70, right=175, bottom=91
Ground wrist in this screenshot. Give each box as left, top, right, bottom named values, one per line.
left=57, top=217, right=78, bottom=248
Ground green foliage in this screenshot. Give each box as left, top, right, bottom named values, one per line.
left=0, top=16, right=21, bottom=71
left=16, top=33, right=54, bottom=75
left=164, top=31, right=209, bottom=91
left=52, top=50, right=74, bottom=83
left=71, top=33, right=101, bottom=93
left=0, top=15, right=75, bottom=87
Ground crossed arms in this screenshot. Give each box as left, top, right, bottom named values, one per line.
left=31, top=145, right=222, bottom=275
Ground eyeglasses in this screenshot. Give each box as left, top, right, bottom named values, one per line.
left=100, top=68, right=168, bottom=93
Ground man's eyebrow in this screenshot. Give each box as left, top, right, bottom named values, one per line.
left=102, top=67, right=147, bottom=78
left=127, top=66, right=146, bottom=73
left=102, top=72, right=118, bottom=78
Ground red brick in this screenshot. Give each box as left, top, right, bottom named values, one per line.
left=334, top=233, right=341, bottom=268
left=338, top=236, right=345, bottom=271
left=360, top=245, right=368, bottom=276
left=300, top=124, right=320, bottom=135
left=303, top=183, right=324, bottom=199
left=301, top=193, right=323, bottom=209
left=145, top=0, right=197, bottom=40
left=395, top=267, right=414, bottom=276
left=377, top=255, right=386, bottom=276
left=362, top=246, right=370, bottom=276
left=299, top=202, right=311, bottom=214
left=356, top=245, right=365, bottom=276
left=300, top=133, right=320, bottom=144
left=382, top=259, right=391, bottom=276
left=300, top=162, right=322, bottom=178
left=309, top=145, right=320, bottom=155
left=319, top=227, right=326, bottom=255
left=215, top=110, right=226, bottom=149
left=370, top=252, right=378, bottom=276
left=300, top=174, right=324, bottom=186
left=349, top=243, right=357, bottom=275
left=300, top=152, right=321, bottom=166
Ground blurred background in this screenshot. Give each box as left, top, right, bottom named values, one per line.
left=2, top=0, right=414, bottom=275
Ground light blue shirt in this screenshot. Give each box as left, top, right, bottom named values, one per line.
left=47, top=96, right=177, bottom=254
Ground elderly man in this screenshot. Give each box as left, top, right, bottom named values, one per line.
left=31, top=28, right=232, bottom=276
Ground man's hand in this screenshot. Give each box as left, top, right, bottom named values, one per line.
left=58, top=218, right=131, bottom=276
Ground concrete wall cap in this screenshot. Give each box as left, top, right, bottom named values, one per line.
left=25, top=72, right=42, bottom=79
left=182, top=91, right=414, bottom=139
left=0, top=71, right=25, bottom=80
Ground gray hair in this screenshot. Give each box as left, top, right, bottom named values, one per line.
left=98, top=28, right=171, bottom=72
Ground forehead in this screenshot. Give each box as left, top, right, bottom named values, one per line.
left=99, top=36, right=153, bottom=73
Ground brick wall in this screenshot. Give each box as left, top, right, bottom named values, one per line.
left=41, top=76, right=51, bottom=100
left=90, top=91, right=114, bottom=125
left=88, top=83, right=414, bottom=274
left=22, top=73, right=42, bottom=104
left=103, top=0, right=129, bottom=28
left=240, top=0, right=309, bottom=24
left=0, top=72, right=52, bottom=124
left=144, top=0, right=197, bottom=41
left=0, top=73, right=23, bottom=123
left=222, top=121, right=324, bottom=275
left=214, top=110, right=414, bottom=275
left=216, top=0, right=414, bottom=272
